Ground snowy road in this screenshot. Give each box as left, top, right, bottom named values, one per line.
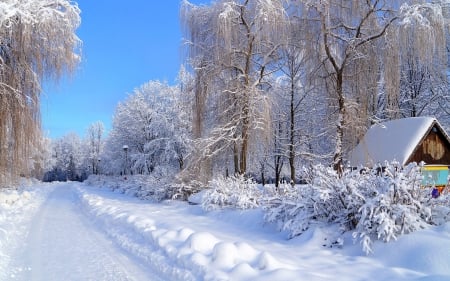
left=7, top=183, right=158, bottom=281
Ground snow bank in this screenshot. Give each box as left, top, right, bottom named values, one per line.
left=75, top=185, right=304, bottom=281
left=74, top=183, right=450, bottom=280
left=373, top=223, right=450, bottom=279
left=0, top=180, right=56, bottom=279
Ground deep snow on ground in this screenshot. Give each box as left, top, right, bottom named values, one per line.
left=1, top=181, right=450, bottom=280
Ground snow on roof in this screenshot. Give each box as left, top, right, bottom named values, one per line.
left=348, top=117, right=437, bottom=167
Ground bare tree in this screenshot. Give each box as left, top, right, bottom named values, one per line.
left=87, top=121, right=104, bottom=175
left=297, top=0, right=398, bottom=173
left=182, top=0, right=287, bottom=180
left=396, top=2, right=449, bottom=119
left=274, top=7, right=322, bottom=185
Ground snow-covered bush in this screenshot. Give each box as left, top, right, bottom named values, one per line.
left=263, top=166, right=367, bottom=239
left=264, top=162, right=434, bottom=254
left=201, top=175, right=262, bottom=211
left=167, top=180, right=205, bottom=201
left=262, top=182, right=312, bottom=238
left=426, top=192, right=450, bottom=226
left=85, top=175, right=171, bottom=202
left=353, top=162, right=431, bottom=254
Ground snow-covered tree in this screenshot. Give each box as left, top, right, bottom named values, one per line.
left=293, top=0, right=399, bottom=174
left=86, top=121, right=104, bottom=175
left=182, top=0, right=287, bottom=180
left=396, top=2, right=449, bottom=119
left=0, top=0, right=81, bottom=186
left=45, top=133, right=84, bottom=182
left=102, top=80, right=191, bottom=177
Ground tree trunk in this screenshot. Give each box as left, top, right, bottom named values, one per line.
left=233, top=141, right=239, bottom=175
left=289, top=80, right=296, bottom=185
left=240, top=128, right=248, bottom=175
left=333, top=71, right=345, bottom=175
left=239, top=107, right=249, bottom=175
left=261, top=169, right=266, bottom=186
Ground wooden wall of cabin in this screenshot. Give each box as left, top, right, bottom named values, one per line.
left=408, top=126, right=450, bottom=165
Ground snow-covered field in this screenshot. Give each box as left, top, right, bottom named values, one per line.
left=1, top=181, right=450, bottom=280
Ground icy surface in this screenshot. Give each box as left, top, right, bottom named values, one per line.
left=1, top=181, right=450, bottom=280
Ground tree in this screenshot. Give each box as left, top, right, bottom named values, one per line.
left=0, top=0, right=81, bottom=186
left=182, top=0, right=287, bottom=179
left=102, top=80, right=191, bottom=176
left=86, top=121, right=104, bottom=175
left=274, top=8, right=322, bottom=185
left=46, top=133, right=83, bottom=181
left=396, top=2, right=449, bottom=119
left=297, top=0, right=398, bottom=173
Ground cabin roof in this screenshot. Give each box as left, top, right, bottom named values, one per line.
left=348, top=117, right=450, bottom=167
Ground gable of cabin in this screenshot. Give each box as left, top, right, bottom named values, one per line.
left=347, top=117, right=436, bottom=167
left=407, top=124, right=450, bottom=165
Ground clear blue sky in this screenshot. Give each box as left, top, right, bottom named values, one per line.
left=41, top=0, right=209, bottom=139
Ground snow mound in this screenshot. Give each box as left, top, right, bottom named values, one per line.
left=76, top=185, right=302, bottom=280
left=374, top=223, right=450, bottom=277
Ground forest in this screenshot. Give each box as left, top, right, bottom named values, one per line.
left=1, top=0, right=450, bottom=189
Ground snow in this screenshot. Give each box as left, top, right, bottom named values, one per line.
left=1, top=181, right=450, bottom=280
left=348, top=117, right=438, bottom=167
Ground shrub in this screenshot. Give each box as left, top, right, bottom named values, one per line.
left=353, top=162, right=431, bottom=254
left=85, top=175, right=170, bottom=202
left=201, top=175, right=261, bottom=211
left=264, top=162, right=434, bottom=254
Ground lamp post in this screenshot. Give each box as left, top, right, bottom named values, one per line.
left=123, top=145, right=129, bottom=175
left=97, top=158, right=101, bottom=175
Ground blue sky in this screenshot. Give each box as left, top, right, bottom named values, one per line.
left=41, top=0, right=209, bottom=139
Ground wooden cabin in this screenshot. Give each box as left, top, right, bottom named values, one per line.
left=348, top=117, right=450, bottom=168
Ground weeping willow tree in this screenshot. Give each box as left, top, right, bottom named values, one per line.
left=0, top=0, right=81, bottom=187
left=395, top=2, right=449, bottom=119
left=182, top=0, right=287, bottom=182
left=297, top=0, right=399, bottom=173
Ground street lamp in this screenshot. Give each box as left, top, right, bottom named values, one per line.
left=123, top=145, right=129, bottom=175
left=97, top=158, right=101, bottom=175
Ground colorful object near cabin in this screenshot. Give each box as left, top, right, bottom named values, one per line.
left=422, top=165, right=449, bottom=196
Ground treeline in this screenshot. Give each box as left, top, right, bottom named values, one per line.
left=43, top=122, right=104, bottom=182
left=5, top=0, right=450, bottom=189
left=44, top=79, right=190, bottom=183
left=63, top=0, right=450, bottom=188
left=178, top=0, right=450, bottom=185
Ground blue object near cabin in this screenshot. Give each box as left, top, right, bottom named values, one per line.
left=422, top=165, right=449, bottom=188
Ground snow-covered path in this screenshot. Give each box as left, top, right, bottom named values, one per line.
left=7, top=183, right=158, bottom=281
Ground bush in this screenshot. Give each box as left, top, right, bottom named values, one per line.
left=262, top=182, right=312, bottom=238
left=168, top=180, right=205, bottom=201
left=353, top=162, right=431, bottom=254
left=201, top=175, right=262, bottom=211
left=85, top=175, right=171, bottom=202
left=264, top=162, right=434, bottom=254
